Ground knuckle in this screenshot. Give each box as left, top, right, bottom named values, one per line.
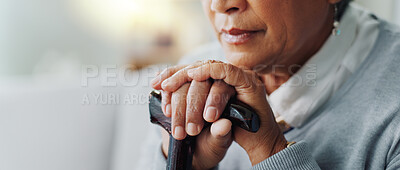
left=209, top=92, right=222, bottom=104
left=211, top=81, right=234, bottom=103
left=173, top=92, right=187, bottom=103
left=213, top=79, right=226, bottom=87
left=187, top=94, right=205, bottom=115
left=171, top=105, right=185, bottom=121
left=209, top=93, right=226, bottom=107
left=241, top=78, right=254, bottom=90
left=168, top=64, right=187, bottom=75
left=247, top=71, right=263, bottom=89
left=206, top=59, right=222, bottom=64
left=161, top=67, right=177, bottom=80
left=188, top=104, right=201, bottom=117
left=173, top=69, right=192, bottom=83
left=173, top=110, right=184, bottom=119
left=168, top=65, right=180, bottom=74
left=186, top=94, right=199, bottom=113
left=215, top=80, right=233, bottom=91
left=187, top=62, right=200, bottom=69
left=203, top=59, right=214, bottom=65
left=210, top=94, right=223, bottom=103
left=160, top=67, right=169, bottom=74
left=161, top=96, right=168, bottom=105
left=224, top=64, right=236, bottom=75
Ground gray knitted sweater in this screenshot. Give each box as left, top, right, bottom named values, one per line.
left=137, top=19, right=400, bottom=170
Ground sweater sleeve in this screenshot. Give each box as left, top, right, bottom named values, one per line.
left=387, top=154, right=400, bottom=170
left=386, top=127, right=400, bottom=170
left=251, top=141, right=321, bottom=170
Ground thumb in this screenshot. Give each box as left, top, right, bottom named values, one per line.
left=192, top=118, right=233, bottom=169
left=209, top=118, right=233, bottom=150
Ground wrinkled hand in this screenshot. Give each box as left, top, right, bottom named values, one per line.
left=151, top=60, right=287, bottom=166
left=152, top=63, right=236, bottom=169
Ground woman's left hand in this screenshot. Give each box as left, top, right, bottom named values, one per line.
left=152, top=60, right=288, bottom=165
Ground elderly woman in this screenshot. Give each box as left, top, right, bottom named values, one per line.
left=139, top=0, right=400, bottom=169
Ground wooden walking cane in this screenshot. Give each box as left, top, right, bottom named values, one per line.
left=149, top=90, right=260, bottom=170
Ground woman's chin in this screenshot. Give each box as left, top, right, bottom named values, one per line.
left=224, top=51, right=262, bottom=70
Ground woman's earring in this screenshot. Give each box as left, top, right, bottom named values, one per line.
left=332, top=4, right=341, bottom=36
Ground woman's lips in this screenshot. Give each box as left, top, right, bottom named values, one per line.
left=221, top=28, right=260, bottom=45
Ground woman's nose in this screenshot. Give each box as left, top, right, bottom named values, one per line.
left=210, top=0, right=247, bottom=14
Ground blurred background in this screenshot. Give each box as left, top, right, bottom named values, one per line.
left=1, top=0, right=399, bottom=170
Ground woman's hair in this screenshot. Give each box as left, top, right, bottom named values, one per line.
left=337, top=0, right=353, bottom=20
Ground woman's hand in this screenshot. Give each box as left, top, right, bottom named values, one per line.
left=152, top=62, right=236, bottom=138
left=160, top=112, right=234, bottom=170
left=152, top=63, right=237, bottom=169
left=159, top=81, right=236, bottom=169
left=151, top=60, right=287, bottom=166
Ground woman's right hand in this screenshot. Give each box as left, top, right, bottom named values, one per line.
left=160, top=113, right=233, bottom=170
left=159, top=81, right=235, bottom=170
left=152, top=61, right=288, bottom=167
left=152, top=63, right=237, bottom=169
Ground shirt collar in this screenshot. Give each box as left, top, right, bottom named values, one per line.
left=268, top=4, right=377, bottom=128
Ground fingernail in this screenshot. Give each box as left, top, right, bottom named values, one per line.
left=161, top=79, right=170, bottom=89
left=166, top=104, right=171, bottom=116
left=174, top=126, right=185, bottom=139
left=205, top=107, right=218, bottom=122
left=187, top=123, right=201, bottom=136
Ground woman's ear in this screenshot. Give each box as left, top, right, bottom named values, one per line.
left=327, top=0, right=342, bottom=5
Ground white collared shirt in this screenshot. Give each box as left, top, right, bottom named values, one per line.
left=268, top=3, right=380, bottom=128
